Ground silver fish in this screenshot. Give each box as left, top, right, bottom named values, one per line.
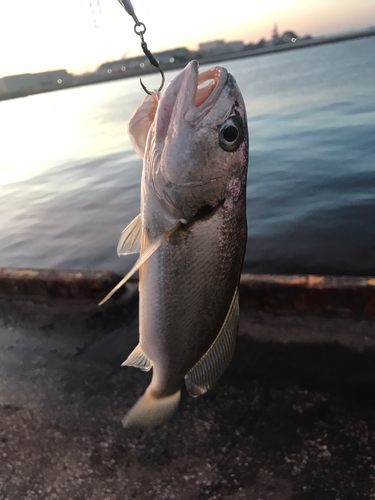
left=102, top=60, right=248, bottom=428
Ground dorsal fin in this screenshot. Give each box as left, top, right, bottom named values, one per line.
left=128, top=93, right=159, bottom=159
left=185, top=287, right=239, bottom=397
left=117, top=214, right=142, bottom=256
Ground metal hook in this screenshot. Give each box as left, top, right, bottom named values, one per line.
left=140, top=66, right=165, bottom=95
left=139, top=38, right=165, bottom=94
left=117, top=0, right=165, bottom=94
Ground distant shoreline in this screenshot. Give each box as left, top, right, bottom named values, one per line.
left=1, top=29, right=374, bottom=102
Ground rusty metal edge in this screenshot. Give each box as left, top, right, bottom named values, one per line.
left=0, top=267, right=126, bottom=301
left=1, top=267, right=375, bottom=315
left=239, top=273, right=375, bottom=315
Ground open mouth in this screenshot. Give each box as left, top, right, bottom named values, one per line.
left=194, top=67, right=222, bottom=107
left=156, top=61, right=228, bottom=139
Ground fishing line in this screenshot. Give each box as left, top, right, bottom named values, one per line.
left=90, top=0, right=102, bottom=29
left=116, top=0, right=165, bottom=94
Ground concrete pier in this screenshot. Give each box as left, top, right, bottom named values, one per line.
left=1, top=269, right=375, bottom=499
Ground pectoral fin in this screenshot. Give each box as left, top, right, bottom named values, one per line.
left=185, top=287, right=239, bottom=397
left=99, top=219, right=186, bottom=306
left=117, top=214, right=142, bottom=256
left=128, top=93, right=159, bottom=159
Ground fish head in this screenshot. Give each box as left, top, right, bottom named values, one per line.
left=133, top=60, right=248, bottom=220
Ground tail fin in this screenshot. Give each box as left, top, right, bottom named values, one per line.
left=122, top=389, right=181, bottom=428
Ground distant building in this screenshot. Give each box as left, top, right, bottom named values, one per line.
left=0, top=79, right=7, bottom=93
left=244, top=42, right=256, bottom=50
left=199, top=40, right=227, bottom=55
left=0, top=70, right=72, bottom=94
left=97, top=57, right=145, bottom=74
left=199, top=40, right=244, bottom=56
left=256, top=38, right=267, bottom=49
left=224, top=41, right=244, bottom=52
left=154, top=47, right=191, bottom=64
left=37, top=69, right=71, bottom=86
left=246, top=38, right=267, bottom=50
left=124, top=55, right=148, bottom=70
left=96, top=47, right=191, bottom=75
left=271, top=24, right=299, bottom=45
left=271, top=23, right=282, bottom=46
left=281, top=31, right=299, bottom=43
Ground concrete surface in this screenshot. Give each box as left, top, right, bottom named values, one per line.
left=1, top=291, right=375, bottom=499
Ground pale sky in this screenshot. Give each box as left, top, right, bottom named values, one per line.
left=0, top=0, right=374, bottom=77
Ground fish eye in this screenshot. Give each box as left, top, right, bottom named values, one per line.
left=219, top=117, right=243, bottom=152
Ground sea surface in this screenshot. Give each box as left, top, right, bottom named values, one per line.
left=1, top=37, right=375, bottom=276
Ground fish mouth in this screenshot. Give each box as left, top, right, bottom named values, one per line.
left=156, top=61, right=228, bottom=139
left=182, top=60, right=228, bottom=124
left=194, top=65, right=226, bottom=108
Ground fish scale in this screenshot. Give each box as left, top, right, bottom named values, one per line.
left=140, top=193, right=247, bottom=395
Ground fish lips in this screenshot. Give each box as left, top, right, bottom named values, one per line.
left=155, top=60, right=228, bottom=142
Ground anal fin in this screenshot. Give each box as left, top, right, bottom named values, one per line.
left=117, top=214, right=142, bottom=256
left=185, top=287, right=239, bottom=397
left=122, top=344, right=152, bottom=372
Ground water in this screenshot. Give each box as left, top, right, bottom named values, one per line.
left=1, top=37, right=375, bottom=276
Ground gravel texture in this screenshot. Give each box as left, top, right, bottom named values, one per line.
left=1, top=294, right=375, bottom=499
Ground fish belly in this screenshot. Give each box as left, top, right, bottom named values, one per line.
left=139, top=202, right=247, bottom=397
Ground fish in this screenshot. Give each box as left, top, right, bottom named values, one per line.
left=101, top=60, right=248, bottom=428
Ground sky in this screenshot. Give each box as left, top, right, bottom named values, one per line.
left=0, top=0, right=374, bottom=77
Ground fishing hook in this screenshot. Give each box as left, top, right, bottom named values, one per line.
left=117, top=0, right=165, bottom=94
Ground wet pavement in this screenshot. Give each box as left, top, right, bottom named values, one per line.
left=1, top=288, right=375, bottom=499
